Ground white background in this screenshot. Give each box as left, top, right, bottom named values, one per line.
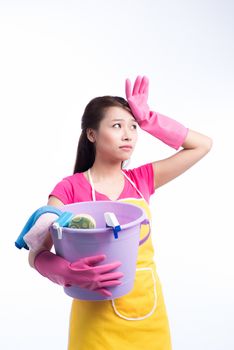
left=0, top=0, right=233, bottom=349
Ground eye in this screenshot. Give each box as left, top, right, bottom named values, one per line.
left=113, top=123, right=121, bottom=128
left=132, top=124, right=137, bottom=129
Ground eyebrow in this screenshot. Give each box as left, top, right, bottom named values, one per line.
left=111, top=118, right=137, bottom=122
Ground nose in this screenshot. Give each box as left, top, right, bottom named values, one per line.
left=121, top=126, right=132, bottom=141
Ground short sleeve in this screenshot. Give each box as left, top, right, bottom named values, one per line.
left=49, top=178, right=74, bottom=204
left=124, top=162, right=155, bottom=199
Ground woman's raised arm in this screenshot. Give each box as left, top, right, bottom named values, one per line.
left=152, top=129, right=213, bottom=190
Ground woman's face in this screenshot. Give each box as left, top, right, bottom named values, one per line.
left=88, top=106, right=138, bottom=163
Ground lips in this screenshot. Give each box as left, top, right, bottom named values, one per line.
left=119, top=145, right=133, bottom=149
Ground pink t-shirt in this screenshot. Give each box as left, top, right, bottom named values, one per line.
left=49, top=163, right=155, bottom=205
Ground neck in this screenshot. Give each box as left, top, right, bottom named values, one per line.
left=89, top=158, right=124, bottom=182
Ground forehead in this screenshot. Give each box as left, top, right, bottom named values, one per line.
left=102, top=106, right=135, bottom=122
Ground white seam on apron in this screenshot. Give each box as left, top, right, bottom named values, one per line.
left=111, top=267, right=157, bottom=321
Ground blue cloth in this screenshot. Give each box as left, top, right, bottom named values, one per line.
left=15, top=206, right=63, bottom=250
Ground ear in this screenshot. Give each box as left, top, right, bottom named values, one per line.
left=86, top=128, right=96, bottom=143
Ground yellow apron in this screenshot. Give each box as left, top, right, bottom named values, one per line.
left=68, top=171, right=172, bottom=350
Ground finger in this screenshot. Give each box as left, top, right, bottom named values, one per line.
left=139, top=76, right=149, bottom=94
left=70, top=255, right=106, bottom=270
left=125, top=79, right=132, bottom=99
left=95, top=288, right=112, bottom=297
left=99, top=280, right=122, bottom=288
left=142, top=76, right=149, bottom=96
left=98, top=271, right=124, bottom=282
left=138, top=76, right=146, bottom=94
left=83, top=254, right=106, bottom=266
left=94, top=261, right=122, bottom=274
left=132, top=76, right=142, bottom=95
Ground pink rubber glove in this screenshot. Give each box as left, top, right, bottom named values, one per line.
left=125, top=75, right=189, bottom=150
left=34, top=250, right=123, bottom=297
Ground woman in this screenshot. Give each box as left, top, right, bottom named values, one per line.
left=28, top=76, right=212, bottom=349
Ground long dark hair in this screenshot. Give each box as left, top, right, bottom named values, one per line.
left=73, top=96, right=132, bottom=173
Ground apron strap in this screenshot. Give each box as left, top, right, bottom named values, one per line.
left=121, top=170, right=145, bottom=200
left=87, top=168, right=145, bottom=201
left=87, top=168, right=97, bottom=201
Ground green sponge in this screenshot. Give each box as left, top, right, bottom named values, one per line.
left=68, top=214, right=96, bottom=229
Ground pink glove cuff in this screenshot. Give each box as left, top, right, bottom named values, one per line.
left=34, top=250, right=70, bottom=286
left=139, top=111, right=189, bottom=150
